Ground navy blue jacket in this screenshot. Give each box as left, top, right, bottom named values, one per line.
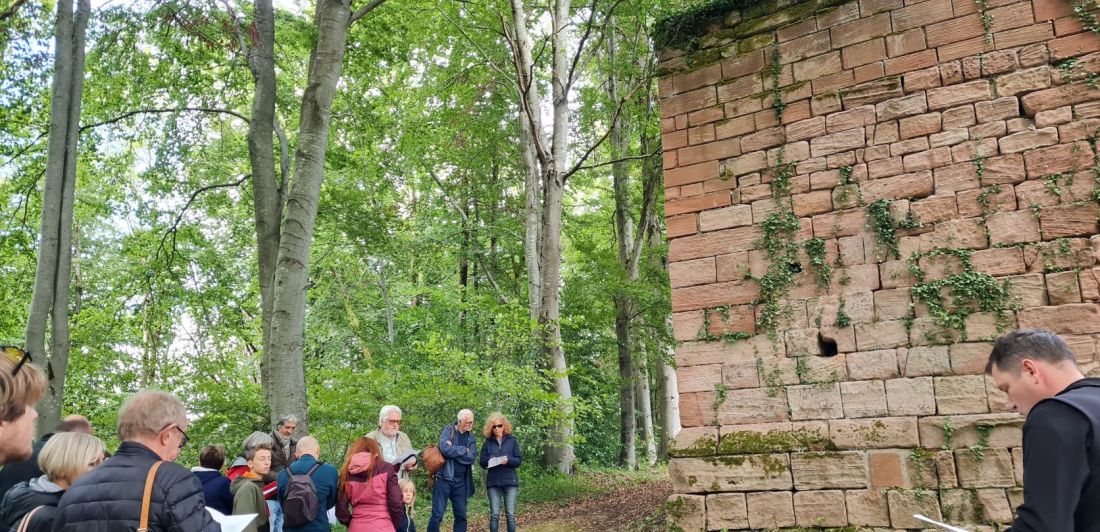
left=51, top=441, right=219, bottom=532
left=193, top=469, right=233, bottom=515
left=435, top=423, right=476, bottom=497
left=277, top=455, right=338, bottom=532
left=478, top=435, right=522, bottom=488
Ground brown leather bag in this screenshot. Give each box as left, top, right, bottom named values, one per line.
left=422, top=444, right=445, bottom=476
left=137, top=461, right=164, bottom=532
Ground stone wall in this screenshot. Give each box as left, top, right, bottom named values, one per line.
left=656, top=0, right=1100, bottom=529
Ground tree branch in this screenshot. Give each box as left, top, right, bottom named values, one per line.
left=573, top=150, right=659, bottom=173
left=1, top=130, right=48, bottom=168
left=0, top=0, right=28, bottom=21
left=80, top=107, right=249, bottom=132
left=349, top=0, right=387, bottom=24
left=562, top=77, right=645, bottom=181
left=155, top=175, right=251, bottom=266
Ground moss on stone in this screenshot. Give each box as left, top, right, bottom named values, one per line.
left=669, top=434, right=719, bottom=458
left=718, top=427, right=834, bottom=455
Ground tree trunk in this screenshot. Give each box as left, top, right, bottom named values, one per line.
left=379, top=274, right=395, bottom=344
left=635, top=351, right=657, bottom=466
left=509, top=0, right=543, bottom=320
left=27, top=0, right=89, bottom=437
left=657, top=344, right=680, bottom=458
left=265, top=0, right=352, bottom=434
left=246, top=0, right=285, bottom=422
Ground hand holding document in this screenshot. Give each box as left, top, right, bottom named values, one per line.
left=206, top=507, right=256, bottom=532
left=389, top=449, right=420, bottom=467
left=487, top=456, right=506, bottom=468
left=914, top=514, right=972, bottom=532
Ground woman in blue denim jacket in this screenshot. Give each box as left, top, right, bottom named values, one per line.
left=478, top=412, right=522, bottom=532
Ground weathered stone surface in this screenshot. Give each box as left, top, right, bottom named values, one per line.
left=918, top=413, right=1023, bottom=449
left=706, top=493, right=748, bottom=530
left=669, top=426, right=719, bottom=457
left=885, top=377, right=936, bottom=415
left=887, top=489, right=943, bottom=528
left=788, top=383, right=844, bottom=420
left=956, top=448, right=1016, bottom=487
left=846, top=489, right=891, bottom=526
left=830, top=417, right=920, bottom=449
left=935, top=375, right=990, bottom=415
left=666, top=494, right=705, bottom=532
left=1018, top=304, right=1100, bottom=334
left=790, top=450, right=869, bottom=489
left=793, top=490, right=848, bottom=527
left=669, top=454, right=793, bottom=493
left=847, top=349, right=901, bottom=380
left=810, top=127, right=866, bottom=157
left=842, top=380, right=889, bottom=418
left=746, top=491, right=796, bottom=529
left=927, top=80, right=991, bottom=110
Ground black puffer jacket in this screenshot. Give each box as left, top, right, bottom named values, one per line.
left=0, top=476, right=62, bottom=532
left=52, top=442, right=220, bottom=532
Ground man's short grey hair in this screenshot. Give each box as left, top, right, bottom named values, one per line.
left=457, top=409, right=474, bottom=422
left=117, top=390, right=188, bottom=441
left=379, top=405, right=402, bottom=427
left=275, top=414, right=299, bottom=429
left=243, top=431, right=275, bottom=450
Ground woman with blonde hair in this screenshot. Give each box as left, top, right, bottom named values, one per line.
left=396, top=477, right=416, bottom=532
left=478, top=412, right=522, bottom=532
left=0, top=431, right=105, bottom=531
left=335, top=436, right=403, bottom=531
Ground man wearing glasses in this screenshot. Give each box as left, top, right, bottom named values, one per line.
left=0, top=346, right=45, bottom=466
left=366, top=405, right=417, bottom=479
left=427, top=409, right=477, bottom=532
left=52, top=389, right=220, bottom=531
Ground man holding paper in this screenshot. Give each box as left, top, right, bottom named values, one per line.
left=987, top=329, right=1100, bottom=532
left=367, top=405, right=417, bottom=479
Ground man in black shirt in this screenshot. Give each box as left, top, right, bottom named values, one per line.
left=987, top=329, right=1100, bottom=532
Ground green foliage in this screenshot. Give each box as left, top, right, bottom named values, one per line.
left=908, top=248, right=1015, bottom=340
left=652, top=0, right=756, bottom=50
left=803, top=237, right=831, bottom=289
left=834, top=297, right=851, bottom=328
left=866, top=199, right=901, bottom=260
left=754, top=209, right=801, bottom=337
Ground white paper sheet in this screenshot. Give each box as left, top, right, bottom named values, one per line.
left=206, top=507, right=256, bottom=532
left=913, top=514, right=972, bottom=532
left=487, top=456, right=506, bottom=468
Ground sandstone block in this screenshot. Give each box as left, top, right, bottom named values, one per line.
left=842, top=380, right=889, bottom=418
left=935, top=375, right=990, bottom=414
left=719, top=387, right=790, bottom=425
left=987, top=209, right=1042, bottom=246
left=876, top=93, right=928, bottom=121
left=746, top=491, right=796, bottom=529
left=1042, top=203, right=1100, bottom=240
left=788, top=383, right=844, bottom=420
left=1023, top=140, right=1094, bottom=177
left=845, top=489, right=890, bottom=526
left=1018, top=303, right=1100, bottom=334
left=1048, top=270, right=1084, bottom=305
left=790, top=450, right=870, bottom=489
left=887, top=488, right=943, bottom=528
left=666, top=494, right=705, bottom=532
left=669, top=454, right=793, bottom=493
left=885, top=377, right=936, bottom=415
left=810, top=128, right=866, bottom=157
left=927, top=80, right=991, bottom=110
left=950, top=342, right=995, bottom=375
left=905, top=345, right=951, bottom=376
left=856, top=320, right=909, bottom=350
left=995, top=66, right=1051, bottom=97
left=670, top=426, right=720, bottom=458
left=793, top=490, right=848, bottom=527
left=975, top=96, right=1020, bottom=123
left=956, top=448, right=1016, bottom=487
left=830, top=417, right=920, bottom=449
left=706, top=493, right=748, bottom=530
left=847, top=349, right=901, bottom=380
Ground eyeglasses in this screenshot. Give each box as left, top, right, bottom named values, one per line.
left=493, top=424, right=503, bottom=428
left=1, top=346, right=31, bottom=376
left=161, top=424, right=190, bottom=449
left=386, top=419, right=402, bottom=425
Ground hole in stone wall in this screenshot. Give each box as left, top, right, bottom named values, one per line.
left=817, top=333, right=838, bottom=357
left=788, top=261, right=802, bottom=274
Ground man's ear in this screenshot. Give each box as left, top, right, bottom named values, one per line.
left=1021, top=359, right=1040, bottom=379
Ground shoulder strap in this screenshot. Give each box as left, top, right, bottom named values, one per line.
left=306, top=461, right=322, bottom=476
left=138, top=461, right=164, bottom=532
left=17, top=506, right=45, bottom=532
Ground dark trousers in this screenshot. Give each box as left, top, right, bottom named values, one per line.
left=427, top=477, right=468, bottom=532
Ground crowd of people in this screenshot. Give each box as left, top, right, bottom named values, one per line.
left=0, top=348, right=523, bottom=532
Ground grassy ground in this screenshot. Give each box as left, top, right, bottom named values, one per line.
left=330, top=466, right=671, bottom=532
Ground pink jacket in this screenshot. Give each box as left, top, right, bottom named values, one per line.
left=336, top=452, right=403, bottom=532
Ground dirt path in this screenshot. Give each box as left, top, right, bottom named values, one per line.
left=467, top=477, right=672, bottom=532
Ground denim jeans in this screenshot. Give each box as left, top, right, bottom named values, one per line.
left=487, top=486, right=517, bottom=532
left=266, top=500, right=284, bottom=532
left=427, top=477, right=468, bottom=532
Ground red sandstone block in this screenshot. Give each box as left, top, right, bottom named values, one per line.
left=1042, top=203, right=1100, bottom=239
left=1034, top=0, right=1074, bottom=21
left=828, top=105, right=877, bottom=133
left=1018, top=304, right=1100, bottom=334
left=669, top=225, right=764, bottom=262
left=680, top=183, right=704, bottom=197
left=742, top=127, right=787, bottom=153
left=671, top=279, right=761, bottom=311
left=938, top=36, right=995, bottom=62
left=997, top=66, right=1052, bottom=98
left=928, top=80, right=992, bottom=110
left=665, top=129, right=688, bottom=151
left=987, top=209, right=1042, bottom=244
left=1055, top=15, right=1085, bottom=36
left=899, top=112, right=943, bottom=139
left=687, top=124, right=715, bottom=146
left=782, top=100, right=814, bottom=124
left=918, top=218, right=990, bottom=250
left=1035, top=106, right=1073, bottom=128
left=976, top=96, right=1021, bottom=123
left=1050, top=32, right=1100, bottom=61
left=862, top=0, right=904, bottom=16
left=933, top=162, right=980, bottom=194
left=665, top=186, right=680, bottom=200
left=780, top=31, right=833, bottom=64
left=950, top=138, right=998, bottom=162
left=887, top=28, right=928, bottom=57
left=813, top=70, right=858, bottom=95
left=661, top=86, right=717, bottom=119
left=998, top=127, right=1058, bottom=153
left=820, top=1, right=863, bottom=28
left=884, top=48, right=939, bottom=77
left=678, top=139, right=742, bottom=167
left=995, top=23, right=1056, bottom=49
left=925, top=14, right=986, bottom=48
left=982, top=153, right=1027, bottom=185
left=1023, top=140, right=1094, bottom=177
left=990, top=2, right=1037, bottom=32
left=893, top=0, right=954, bottom=31
left=716, top=115, right=755, bottom=140
left=779, top=19, right=820, bottom=42
left=666, top=191, right=732, bottom=216
left=794, top=52, right=844, bottom=82
left=904, top=65, right=942, bottom=91
left=672, top=63, right=722, bottom=95
left=669, top=257, right=717, bottom=288
left=903, top=146, right=954, bottom=172
left=721, top=51, right=766, bottom=81
left=832, top=13, right=893, bottom=48
left=666, top=160, right=720, bottom=187
left=855, top=61, right=887, bottom=83
left=788, top=116, right=828, bottom=142
left=813, top=209, right=870, bottom=237
left=957, top=183, right=1016, bottom=217
left=844, top=39, right=888, bottom=69
left=667, top=214, right=698, bottom=238
left=863, top=170, right=935, bottom=201
left=725, top=96, right=765, bottom=119
left=943, top=105, right=978, bottom=129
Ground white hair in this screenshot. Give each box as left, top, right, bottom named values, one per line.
left=379, top=405, right=402, bottom=426
left=457, top=409, right=474, bottom=422
left=275, top=414, right=299, bottom=429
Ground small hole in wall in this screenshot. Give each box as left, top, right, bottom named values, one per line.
left=817, top=333, right=839, bottom=357
left=788, top=261, right=802, bottom=274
